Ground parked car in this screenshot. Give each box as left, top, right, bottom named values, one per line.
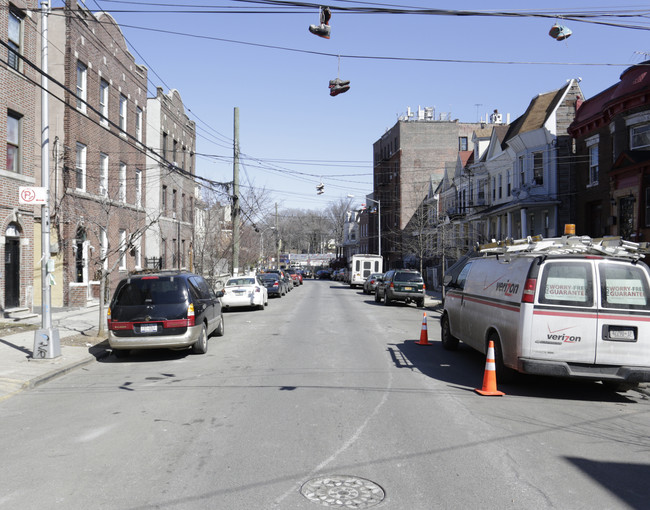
left=264, top=269, right=292, bottom=291
left=363, top=272, right=384, bottom=295
left=258, top=273, right=287, bottom=297
left=316, top=269, right=332, bottom=279
left=302, top=269, right=313, bottom=278
left=287, top=268, right=303, bottom=285
left=221, top=276, right=268, bottom=310
left=375, top=269, right=426, bottom=307
left=107, top=270, right=224, bottom=357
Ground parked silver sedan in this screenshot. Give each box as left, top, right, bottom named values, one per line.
left=363, top=272, right=384, bottom=294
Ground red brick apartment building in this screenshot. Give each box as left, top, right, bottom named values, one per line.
left=43, top=1, right=149, bottom=307
left=1, top=0, right=38, bottom=314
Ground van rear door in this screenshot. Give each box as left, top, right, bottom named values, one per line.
left=595, top=261, right=650, bottom=366
left=529, top=260, right=598, bottom=363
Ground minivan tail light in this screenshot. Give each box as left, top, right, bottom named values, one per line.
left=390, top=282, right=394, bottom=288
left=522, top=278, right=537, bottom=303
left=187, top=303, right=196, bottom=327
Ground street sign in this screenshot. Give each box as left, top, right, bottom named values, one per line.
left=19, top=186, right=47, bottom=205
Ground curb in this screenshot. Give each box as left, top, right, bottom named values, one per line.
left=27, top=354, right=97, bottom=390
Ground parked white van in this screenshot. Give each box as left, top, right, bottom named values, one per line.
left=441, top=235, right=650, bottom=390
left=349, top=254, right=383, bottom=288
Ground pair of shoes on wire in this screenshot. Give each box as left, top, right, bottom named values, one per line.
left=549, top=23, right=572, bottom=41
left=309, top=6, right=331, bottom=39
left=329, top=78, right=350, bottom=97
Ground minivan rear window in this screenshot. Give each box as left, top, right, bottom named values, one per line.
left=114, top=278, right=187, bottom=306
left=538, top=262, right=593, bottom=307
left=599, top=263, right=650, bottom=310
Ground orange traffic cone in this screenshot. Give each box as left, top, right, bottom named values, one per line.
left=475, top=340, right=505, bottom=396
left=416, top=312, right=431, bottom=346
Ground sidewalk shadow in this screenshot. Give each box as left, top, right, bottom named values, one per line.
left=0, top=337, right=32, bottom=356
left=389, top=339, right=636, bottom=403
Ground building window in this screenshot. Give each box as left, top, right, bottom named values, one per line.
left=518, top=155, right=525, bottom=187
left=162, top=185, right=167, bottom=214
left=76, top=62, right=87, bottom=112
left=533, top=151, right=543, bottom=185
left=119, top=162, right=126, bottom=202
left=119, top=95, right=127, bottom=131
left=7, top=112, right=21, bottom=173
left=589, top=144, right=599, bottom=186
left=99, top=80, right=109, bottom=126
left=507, top=171, right=511, bottom=196
left=492, top=176, right=496, bottom=201
left=459, top=136, right=468, bottom=151
left=173, top=139, right=178, bottom=164
left=99, top=153, right=108, bottom=196
left=181, top=193, right=186, bottom=221
left=631, top=123, right=650, bottom=150
left=119, top=229, right=127, bottom=270
left=172, top=189, right=177, bottom=215
left=498, top=174, right=502, bottom=199
left=135, top=169, right=142, bottom=207
left=135, top=107, right=142, bottom=142
left=75, top=143, right=86, bottom=191
left=8, top=9, right=23, bottom=71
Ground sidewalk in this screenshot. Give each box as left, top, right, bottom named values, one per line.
left=0, top=304, right=109, bottom=402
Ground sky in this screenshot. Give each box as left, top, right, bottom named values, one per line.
left=59, top=1, right=650, bottom=219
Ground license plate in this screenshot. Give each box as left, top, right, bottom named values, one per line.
left=140, top=324, right=157, bottom=333
left=234, top=290, right=245, bottom=294
left=608, top=328, right=635, bottom=340
left=403, top=286, right=413, bottom=291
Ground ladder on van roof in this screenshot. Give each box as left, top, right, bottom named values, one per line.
left=477, top=235, right=650, bottom=261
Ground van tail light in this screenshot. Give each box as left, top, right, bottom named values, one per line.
left=187, top=303, right=196, bottom=326
left=390, top=282, right=394, bottom=288
left=423, top=283, right=426, bottom=291
left=255, top=287, right=261, bottom=293
left=522, top=278, right=537, bottom=303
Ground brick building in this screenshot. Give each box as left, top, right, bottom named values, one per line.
left=372, top=107, right=483, bottom=268
left=1, top=0, right=38, bottom=314
left=568, top=61, right=650, bottom=241
left=145, top=87, right=196, bottom=271
left=43, top=1, right=148, bottom=307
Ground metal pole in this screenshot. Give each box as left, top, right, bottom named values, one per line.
left=232, top=107, right=240, bottom=275
left=34, top=0, right=60, bottom=359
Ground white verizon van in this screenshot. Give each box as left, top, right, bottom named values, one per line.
left=441, top=236, right=650, bottom=390
left=349, top=254, right=383, bottom=288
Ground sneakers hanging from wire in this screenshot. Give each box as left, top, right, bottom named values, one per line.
left=329, top=56, right=350, bottom=97
left=309, top=6, right=332, bottom=39
left=549, top=22, right=572, bottom=41
left=329, top=78, right=350, bottom=96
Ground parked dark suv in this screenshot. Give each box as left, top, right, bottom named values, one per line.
left=375, top=269, right=426, bottom=307
left=108, top=271, right=224, bottom=357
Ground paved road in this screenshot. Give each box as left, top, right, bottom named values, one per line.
left=1, top=280, right=648, bottom=509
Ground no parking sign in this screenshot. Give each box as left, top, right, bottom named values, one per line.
left=19, top=186, right=47, bottom=205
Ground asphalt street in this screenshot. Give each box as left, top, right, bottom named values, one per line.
left=1, top=280, right=649, bottom=509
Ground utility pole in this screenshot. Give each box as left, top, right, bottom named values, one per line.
left=232, top=107, right=240, bottom=275
left=34, top=0, right=60, bottom=359
left=275, top=203, right=280, bottom=269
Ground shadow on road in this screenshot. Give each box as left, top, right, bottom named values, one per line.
left=389, top=339, right=638, bottom=403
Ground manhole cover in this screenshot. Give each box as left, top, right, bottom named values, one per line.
left=300, top=475, right=385, bottom=508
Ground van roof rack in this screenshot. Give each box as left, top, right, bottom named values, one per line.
left=477, top=235, right=650, bottom=261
